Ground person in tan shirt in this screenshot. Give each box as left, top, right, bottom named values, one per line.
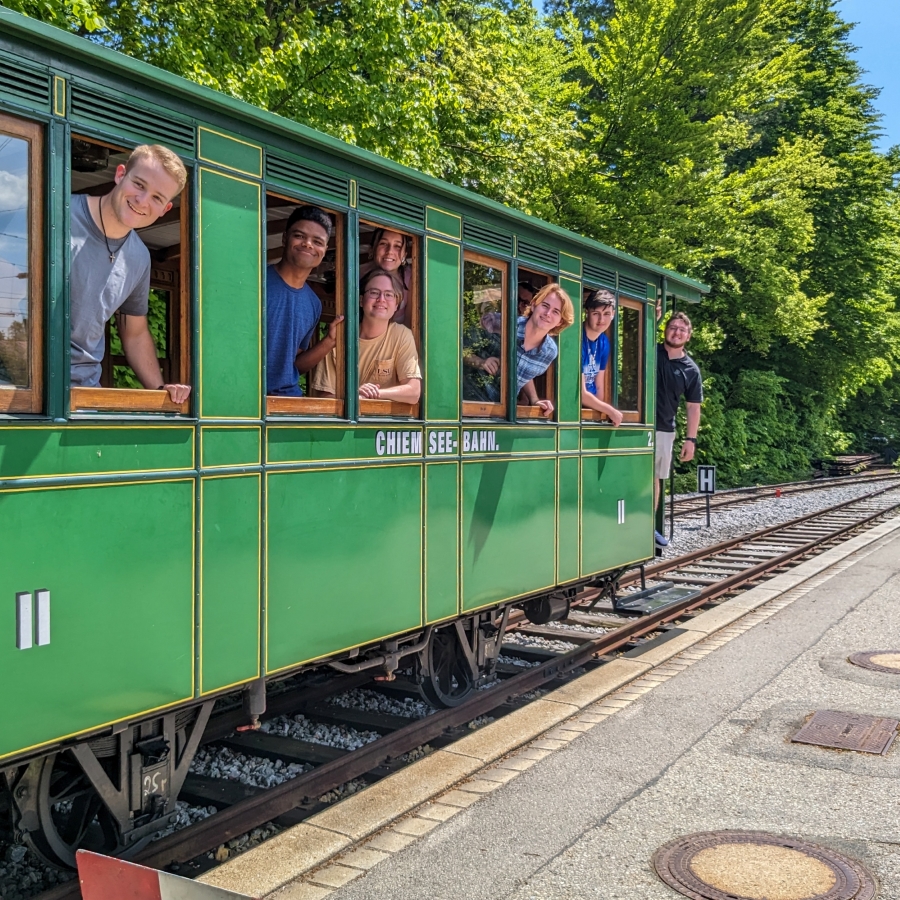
left=312, top=269, right=421, bottom=403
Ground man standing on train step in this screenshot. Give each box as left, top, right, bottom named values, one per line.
left=70, top=144, right=191, bottom=403
left=654, top=306, right=703, bottom=547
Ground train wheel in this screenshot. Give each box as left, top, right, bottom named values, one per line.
left=17, top=753, right=138, bottom=870
left=417, top=628, right=477, bottom=708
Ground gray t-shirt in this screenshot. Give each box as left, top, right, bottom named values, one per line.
left=70, top=193, right=151, bottom=387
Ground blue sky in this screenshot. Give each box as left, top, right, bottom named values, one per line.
left=838, top=0, right=898, bottom=150
left=532, top=0, right=897, bottom=151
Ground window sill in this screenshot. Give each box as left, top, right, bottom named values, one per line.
left=359, top=399, right=418, bottom=418
left=516, top=405, right=553, bottom=421
left=581, top=409, right=643, bottom=424
left=267, top=396, right=344, bottom=417
left=70, top=387, right=188, bottom=414
left=0, top=386, right=41, bottom=414
left=462, top=401, right=504, bottom=419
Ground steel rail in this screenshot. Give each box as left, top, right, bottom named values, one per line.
left=627, top=481, right=900, bottom=586
left=35, top=489, right=900, bottom=900
left=672, top=471, right=899, bottom=517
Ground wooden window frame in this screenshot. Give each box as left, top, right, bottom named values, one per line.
left=69, top=135, right=191, bottom=415
left=462, top=250, right=508, bottom=419
left=358, top=221, right=421, bottom=420
left=616, top=295, right=644, bottom=423
left=516, top=266, right=555, bottom=421
left=0, top=113, right=44, bottom=414
left=265, top=191, right=345, bottom=418
left=581, top=287, right=615, bottom=424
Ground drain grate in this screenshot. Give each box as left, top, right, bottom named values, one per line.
left=792, top=709, right=898, bottom=755
left=849, top=650, right=900, bottom=674
left=653, top=830, right=877, bottom=900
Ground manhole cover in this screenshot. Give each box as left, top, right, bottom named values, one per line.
left=849, top=651, right=900, bottom=674
left=652, top=831, right=877, bottom=900
left=792, top=710, right=898, bottom=755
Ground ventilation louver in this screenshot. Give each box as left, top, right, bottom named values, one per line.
left=582, top=262, right=616, bottom=290
left=463, top=220, right=514, bottom=257
left=618, top=275, right=649, bottom=299
left=70, top=85, right=195, bottom=155
left=358, top=184, right=425, bottom=229
left=0, top=56, right=51, bottom=110
left=517, top=239, right=558, bottom=270
left=266, top=154, right=350, bottom=205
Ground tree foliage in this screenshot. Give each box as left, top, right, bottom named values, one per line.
left=5, top=0, right=899, bottom=484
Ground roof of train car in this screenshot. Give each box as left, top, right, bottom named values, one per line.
left=0, top=7, right=708, bottom=301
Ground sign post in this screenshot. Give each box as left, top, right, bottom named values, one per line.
left=697, top=465, right=716, bottom=527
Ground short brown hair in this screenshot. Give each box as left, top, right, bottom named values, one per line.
left=667, top=311, right=693, bottom=331
left=362, top=267, right=405, bottom=300
left=126, top=144, right=188, bottom=195
left=527, top=283, right=575, bottom=336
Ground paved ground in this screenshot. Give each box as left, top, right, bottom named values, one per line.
left=322, top=529, right=900, bottom=900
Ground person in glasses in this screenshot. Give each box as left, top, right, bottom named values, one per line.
left=654, top=307, right=703, bottom=546
left=312, top=269, right=421, bottom=404
left=359, top=228, right=412, bottom=326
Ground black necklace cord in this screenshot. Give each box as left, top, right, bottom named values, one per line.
left=98, top=195, right=118, bottom=263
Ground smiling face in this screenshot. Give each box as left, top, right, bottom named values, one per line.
left=109, top=158, right=180, bottom=231
left=360, top=273, right=401, bottom=322
left=585, top=305, right=615, bottom=335
left=373, top=230, right=406, bottom=272
left=531, top=292, right=563, bottom=332
left=665, top=317, right=692, bottom=349
left=282, top=217, right=329, bottom=272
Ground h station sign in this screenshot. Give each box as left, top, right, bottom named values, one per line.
left=697, top=465, right=717, bottom=526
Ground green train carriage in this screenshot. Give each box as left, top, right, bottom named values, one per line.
left=0, top=7, right=705, bottom=868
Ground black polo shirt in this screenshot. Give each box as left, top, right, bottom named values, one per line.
left=656, top=344, right=703, bottom=433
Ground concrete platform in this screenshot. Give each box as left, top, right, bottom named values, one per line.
left=201, top=516, right=900, bottom=899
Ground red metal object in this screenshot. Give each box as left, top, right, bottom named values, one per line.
left=775, top=488, right=782, bottom=497
left=76, top=851, right=252, bottom=900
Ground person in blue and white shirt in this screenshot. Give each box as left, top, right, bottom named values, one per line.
left=580, top=289, right=623, bottom=426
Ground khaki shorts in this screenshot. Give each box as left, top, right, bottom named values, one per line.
left=655, top=430, right=676, bottom=479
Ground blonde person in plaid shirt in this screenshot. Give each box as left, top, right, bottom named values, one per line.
left=515, top=284, right=574, bottom=417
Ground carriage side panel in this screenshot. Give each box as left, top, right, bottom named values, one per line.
left=424, top=237, right=461, bottom=421
left=557, top=275, right=582, bottom=424
left=265, top=464, right=423, bottom=672
left=199, top=474, right=261, bottom=694
left=198, top=169, right=261, bottom=419
left=424, top=461, right=460, bottom=623
left=0, top=480, right=193, bottom=759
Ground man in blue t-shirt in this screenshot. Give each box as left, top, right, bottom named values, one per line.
left=580, top=289, right=623, bottom=426
left=266, top=205, right=344, bottom=396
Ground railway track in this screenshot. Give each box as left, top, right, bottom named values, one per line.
left=32, top=481, right=900, bottom=900
left=671, top=469, right=900, bottom=518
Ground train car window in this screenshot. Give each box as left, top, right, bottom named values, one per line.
left=68, top=136, right=191, bottom=415
left=616, top=294, right=644, bottom=422
left=515, top=268, right=553, bottom=420
left=349, top=222, right=420, bottom=418
left=580, top=286, right=615, bottom=423
left=462, top=252, right=507, bottom=418
left=0, top=113, right=43, bottom=414
left=265, top=192, right=344, bottom=417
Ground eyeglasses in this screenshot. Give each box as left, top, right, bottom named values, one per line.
left=363, top=289, right=399, bottom=302
left=667, top=325, right=691, bottom=334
